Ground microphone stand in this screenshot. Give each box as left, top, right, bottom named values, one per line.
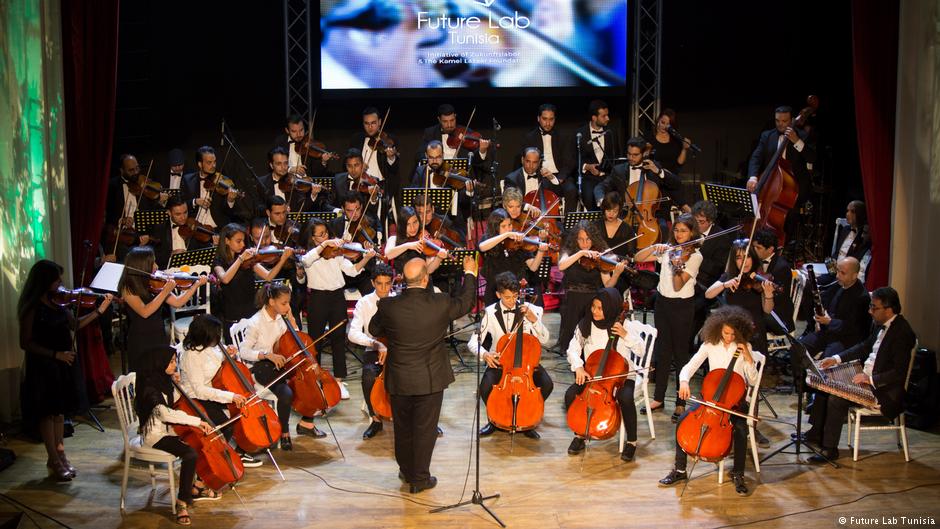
left=72, top=241, right=104, bottom=432
left=430, top=186, right=504, bottom=528
left=575, top=132, right=583, bottom=211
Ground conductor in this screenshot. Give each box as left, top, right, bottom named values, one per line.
left=369, top=255, right=479, bottom=493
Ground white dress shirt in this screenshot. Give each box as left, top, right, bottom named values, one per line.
left=348, top=291, right=396, bottom=350
left=141, top=392, right=201, bottom=448
left=566, top=321, right=643, bottom=378
left=239, top=307, right=289, bottom=365
left=170, top=224, right=188, bottom=252
left=121, top=183, right=139, bottom=223
left=541, top=132, right=559, bottom=174
left=837, top=229, right=857, bottom=260
left=179, top=345, right=235, bottom=404
left=300, top=245, right=362, bottom=291
left=680, top=341, right=760, bottom=387
left=168, top=173, right=182, bottom=190
left=467, top=301, right=550, bottom=358
left=657, top=250, right=702, bottom=299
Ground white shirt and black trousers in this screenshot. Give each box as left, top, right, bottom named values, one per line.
left=240, top=309, right=294, bottom=434
left=348, top=292, right=386, bottom=418
left=653, top=251, right=702, bottom=407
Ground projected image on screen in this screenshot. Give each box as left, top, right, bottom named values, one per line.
left=320, top=0, right=627, bottom=89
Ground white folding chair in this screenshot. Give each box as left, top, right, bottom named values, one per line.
left=619, top=320, right=658, bottom=451
left=112, top=373, right=180, bottom=514
left=168, top=264, right=212, bottom=344
left=717, top=350, right=766, bottom=483
left=847, top=341, right=919, bottom=462
left=230, top=317, right=278, bottom=404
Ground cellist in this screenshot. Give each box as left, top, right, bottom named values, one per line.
left=564, top=287, right=644, bottom=461
left=658, top=305, right=760, bottom=496
left=467, top=272, right=554, bottom=440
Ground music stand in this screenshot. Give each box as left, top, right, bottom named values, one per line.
left=563, top=210, right=602, bottom=231
left=168, top=247, right=216, bottom=269
left=134, top=210, right=169, bottom=235
left=443, top=158, right=470, bottom=176
left=402, top=187, right=454, bottom=215
left=287, top=210, right=339, bottom=227
left=701, top=183, right=758, bottom=222
left=308, top=177, right=334, bottom=194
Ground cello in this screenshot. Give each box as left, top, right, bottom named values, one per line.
left=566, top=301, right=632, bottom=442
left=753, top=95, right=819, bottom=246
left=274, top=316, right=343, bottom=417
left=625, top=157, right=662, bottom=250
left=485, top=295, right=544, bottom=434
left=170, top=379, right=244, bottom=492
left=211, top=343, right=282, bottom=454
left=368, top=337, right=393, bottom=421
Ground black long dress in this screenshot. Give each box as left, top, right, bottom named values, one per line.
left=22, top=303, right=80, bottom=417
left=650, top=135, right=684, bottom=175
left=214, top=256, right=257, bottom=325
left=719, top=272, right=769, bottom=355
left=126, top=294, right=171, bottom=374
left=482, top=244, right=533, bottom=305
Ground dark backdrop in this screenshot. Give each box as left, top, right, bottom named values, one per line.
left=113, top=0, right=862, bottom=255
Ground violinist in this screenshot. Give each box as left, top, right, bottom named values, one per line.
left=477, top=208, right=549, bottom=306
left=500, top=186, right=549, bottom=302
left=239, top=283, right=302, bottom=448
left=347, top=264, right=396, bottom=439
left=178, top=314, right=264, bottom=467
left=148, top=196, right=215, bottom=269
left=504, top=147, right=558, bottom=197
left=264, top=196, right=300, bottom=247
left=658, top=306, right=760, bottom=496
left=414, top=194, right=466, bottom=248
left=384, top=206, right=448, bottom=276
left=555, top=220, right=630, bottom=353
left=751, top=229, right=795, bottom=332
left=634, top=214, right=702, bottom=421
left=412, top=140, right=474, bottom=218
left=136, top=346, right=221, bottom=525
left=160, top=148, right=186, bottom=200
left=331, top=193, right=383, bottom=295
left=564, top=288, right=644, bottom=460
left=181, top=146, right=238, bottom=229
left=519, top=103, right=578, bottom=209
left=17, top=260, right=114, bottom=482
left=212, top=223, right=294, bottom=339
left=468, top=272, right=554, bottom=440
left=574, top=100, right=621, bottom=209
left=594, top=136, right=683, bottom=221
left=595, top=192, right=637, bottom=294
left=104, top=154, right=155, bottom=262
left=351, top=107, right=401, bottom=208
left=298, top=218, right=377, bottom=400
left=277, top=113, right=334, bottom=178
left=120, top=247, right=207, bottom=374
left=256, top=147, right=328, bottom=214
left=333, top=149, right=384, bottom=211
left=420, top=103, right=490, bottom=167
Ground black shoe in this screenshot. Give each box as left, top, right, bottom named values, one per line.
left=808, top=447, right=840, bottom=464
left=279, top=436, right=292, bottom=451
left=567, top=437, right=585, bottom=455
left=409, top=476, right=438, bottom=494
left=479, top=422, right=497, bottom=436
left=239, top=453, right=263, bottom=468
left=362, top=421, right=383, bottom=439
left=522, top=429, right=540, bottom=440
left=436, top=426, right=444, bottom=437
left=640, top=403, right=664, bottom=415
left=296, top=423, right=327, bottom=438
left=658, top=469, right=688, bottom=486
left=671, top=406, right=686, bottom=424
left=620, top=443, right=637, bottom=462
left=754, top=429, right=771, bottom=448
left=731, top=472, right=748, bottom=495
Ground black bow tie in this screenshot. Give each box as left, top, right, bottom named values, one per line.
left=763, top=258, right=772, bottom=264
left=288, top=139, right=296, bottom=145
left=170, top=172, right=182, bottom=177
left=172, top=224, right=184, bottom=230
left=540, top=129, right=552, bottom=136
left=526, top=173, right=539, bottom=180
left=630, top=165, right=642, bottom=170
left=502, top=309, right=517, bottom=314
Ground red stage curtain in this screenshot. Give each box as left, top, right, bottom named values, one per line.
left=851, top=0, right=899, bottom=289
left=61, top=0, right=121, bottom=401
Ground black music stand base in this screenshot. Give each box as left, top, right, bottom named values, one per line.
left=760, top=374, right=839, bottom=469
left=430, top=490, right=504, bottom=527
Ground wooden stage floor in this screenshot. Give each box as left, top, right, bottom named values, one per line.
left=2, top=313, right=939, bottom=528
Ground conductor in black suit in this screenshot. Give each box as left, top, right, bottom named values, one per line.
left=574, top=100, right=622, bottom=209
left=369, top=255, right=478, bottom=493
left=745, top=105, right=817, bottom=239
left=807, top=287, right=917, bottom=462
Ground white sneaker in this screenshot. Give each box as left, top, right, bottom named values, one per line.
left=340, top=382, right=350, bottom=400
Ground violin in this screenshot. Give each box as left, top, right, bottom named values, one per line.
left=523, top=187, right=563, bottom=244
left=293, top=135, right=336, bottom=160
left=170, top=379, right=244, bottom=491
left=127, top=176, right=165, bottom=202
left=348, top=215, right=379, bottom=247
left=424, top=214, right=465, bottom=250
left=274, top=316, right=342, bottom=417
left=203, top=173, right=246, bottom=200
left=211, top=344, right=281, bottom=453
left=675, top=345, right=749, bottom=463
left=737, top=272, right=783, bottom=294
left=271, top=219, right=301, bottom=247
left=277, top=174, right=319, bottom=195
left=51, top=286, right=111, bottom=310
left=503, top=233, right=558, bottom=254
left=320, top=241, right=372, bottom=261
left=148, top=271, right=202, bottom=293
left=578, top=252, right=633, bottom=274
left=239, top=245, right=299, bottom=269
left=429, top=167, right=477, bottom=191
left=486, top=291, right=544, bottom=434
left=369, top=337, right=393, bottom=421
left=445, top=126, right=500, bottom=151
left=566, top=301, right=632, bottom=441
left=367, top=131, right=396, bottom=152
left=352, top=173, right=384, bottom=198
left=178, top=218, right=216, bottom=244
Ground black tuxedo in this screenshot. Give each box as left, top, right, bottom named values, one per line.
left=520, top=127, right=575, bottom=182
left=349, top=132, right=402, bottom=200
left=800, top=280, right=871, bottom=357
left=419, top=124, right=491, bottom=176
left=255, top=172, right=331, bottom=214
left=502, top=167, right=541, bottom=194
left=369, top=273, right=477, bottom=484
left=747, top=128, right=817, bottom=201
left=105, top=176, right=161, bottom=226
left=695, top=224, right=733, bottom=292
left=832, top=222, right=871, bottom=262
left=809, top=314, right=917, bottom=449
left=594, top=162, right=681, bottom=216
left=273, top=133, right=332, bottom=179
left=148, top=220, right=212, bottom=269
left=574, top=125, right=621, bottom=208
left=180, top=172, right=235, bottom=228
left=409, top=164, right=472, bottom=223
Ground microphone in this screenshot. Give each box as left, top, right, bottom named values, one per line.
left=220, top=119, right=226, bottom=147
left=492, top=118, right=501, bottom=132
left=576, top=131, right=582, bottom=145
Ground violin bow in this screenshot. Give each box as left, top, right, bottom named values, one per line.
left=454, top=106, right=477, bottom=159
left=598, top=233, right=642, bottom=256
left=735, top=221, right=759, bottom=284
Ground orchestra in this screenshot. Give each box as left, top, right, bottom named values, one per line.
left=24, top=97, right=919, bottom=526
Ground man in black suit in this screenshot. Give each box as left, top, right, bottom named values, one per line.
left=273, top=113, right=336, bottom=179
left=828, top=200, right=872, bottom=281
left=369, top=255, right=478, bottom=493
left=800, top=256, right=872, bottom=358
left=752, top=228, right=796, bottom=332
left=411, top=141, right=474, bottom=222
left=745, top=105, right=817, bottom=239
left=147, top=196, right=213, bottom=269
left=333, top=149, right=384, bottom=216
left=180, top=146, right=241, bottom=229
left=256, top=146, right=331, bottom=215
left=503, top=147, right=556, bottom=197
left=518, top=103, right=578, bottom=209
left=150, top=148, right=186, bottom=208
left=350, top=106, right=401, bottom=223
left=807, top=287, right=917, bottom=462
left=419, top=104, right=491, bottom=177
left=574, top=100, right=622, bottom=209
left=104, top=154, right=161, bottom=262
left=594, top=137, right=681, bottom=223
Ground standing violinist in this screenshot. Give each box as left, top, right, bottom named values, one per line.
left=658, top=305, right=760, bottom=496
left=519, top=103, right=578, bottom=210
left=256, top=147, right=328, bottom=215
left=745, top=105, right=817, bottom=239
left=477, top=208, right=550, bottom=306
left=594, top=192, right=637, bottom=294
left=555, top=220, right=630, bottom=353
left=564, top=287, right=644, bottom=461
left=469, top=272, right=554, bottom=440
left=331, top=193, right=382, bottom=295
left=412, top=140, right=474, bottom=219
left=574, top=100, right=621, bottom=209
left=347, top=263, right=397, bottom=440
left=148, top=196, right=215, bottom=269
left=634, top=214, right=702, bottom=422
left=275, top=114, right=335, bottom=179
left=384, top=206, right=448, bottom=276
left=350, top=107, right=401, bottom=223
left=181, top=146, right=238, bottom=229
left=594, top=137, right=683, bottom=228
left=298, top=218, right=377, bottom=402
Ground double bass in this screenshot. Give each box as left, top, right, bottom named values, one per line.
left=486, top=296, right=544, bottom=434
left=566, top=301, right=632, bottom=441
